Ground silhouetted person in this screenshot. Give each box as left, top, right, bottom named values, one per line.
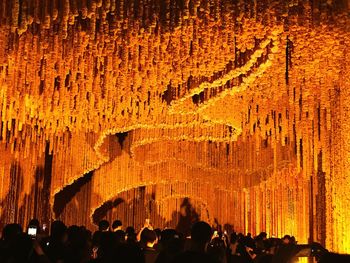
left=113, top=242, right=144, bottom=263
left=114, top=230, right=126, bottom=244
left=235, top=236, right=256, bottom=263
left=318, top=252, right=350, bottom=263
left=0, top=224, right=23, bottom=262
left=255, top=232, right=267, bottom=250
left=95, top=231, right=118, bottom=263
left=271, top=240, right=297, bottom=263
left=125, top=226, right=137, bottom=244
left=1, top=223, right=22, bottom=242
left=28, top=218, right=40, bottom=231
left=155, top=229, right=183, bottom=263
left=92, top=230, right=143, bottom=263
left=173, top=221, right=218, bottom=263
left=140, top=228, right=159, bottom=263
left=98, top=220, right=110, bottom=232
left=27, top=218, right=48, bottom=243
left=65, top=225, right=92, bottom=263
left=227, top=233, right=244, bottom=263
left=154, top=228, right=161, bottom=239
left=112, top=220, right=122, bottom=232
left=0, top=223, right=51, bottom=263
left=207, top=237, right=227, bottom=263
left=281, top=235, right=292, bottom=245
left=45, top=220, right=68, bottom=263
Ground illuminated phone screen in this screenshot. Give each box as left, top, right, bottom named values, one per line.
left=28, top=226, right=37, bottom=237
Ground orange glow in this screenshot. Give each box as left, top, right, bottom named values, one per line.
left=0, top=0, right=349, bottom=254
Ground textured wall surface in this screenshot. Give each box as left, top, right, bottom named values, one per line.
left=0, top=0, right=349, bottom=253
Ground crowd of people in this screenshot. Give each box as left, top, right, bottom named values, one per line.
left=0, top=218, right=349, bottom=263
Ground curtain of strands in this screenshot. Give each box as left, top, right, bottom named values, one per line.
left=0, top=0, right=349, bottom=254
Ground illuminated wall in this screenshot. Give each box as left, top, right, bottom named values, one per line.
left=0, top=0, right=349, bottom=254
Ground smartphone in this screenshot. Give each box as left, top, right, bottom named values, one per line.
left=28, top=225, right=37, bottom=238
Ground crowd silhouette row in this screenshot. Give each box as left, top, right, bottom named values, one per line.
left=1, top=218, right=349, bottom=263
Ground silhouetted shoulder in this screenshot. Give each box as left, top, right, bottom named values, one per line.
left=172, top=251, right=219, bottom=263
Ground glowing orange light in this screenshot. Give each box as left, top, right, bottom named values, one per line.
left=0, top=0, right=349, bottom=254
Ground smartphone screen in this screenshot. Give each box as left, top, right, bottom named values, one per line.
left=28, top=226, right=37, bottom=237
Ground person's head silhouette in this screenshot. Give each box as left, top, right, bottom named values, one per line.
left=112, top=220, right=122, bottom=232
left=141, top=228, right=157, bottom=248
left=98, top=220, right=110, bottom=232
left=2, top=223, right=22, bottom=242
left=50, top=220, right=67, bottom=242
left=190, top=221, right=212, bottom=252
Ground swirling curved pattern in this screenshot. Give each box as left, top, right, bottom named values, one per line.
left=90, top=181, right=231, bottom=229
left=0, top=0, right=350, bottom=254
